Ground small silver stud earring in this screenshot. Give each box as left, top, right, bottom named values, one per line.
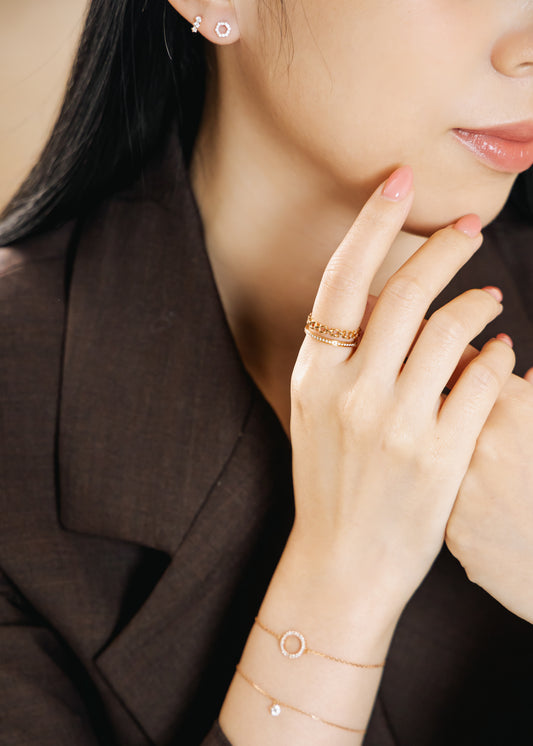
left=215, top=20, right=232, bottom=38
left=191, top=16, right=202, bottom=33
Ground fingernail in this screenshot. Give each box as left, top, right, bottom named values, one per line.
left=453, top=214, right=482, bottom=237
left=496, top=333, right=513, bottom=348
left=381, top=166, right=413, bottom=201
left=482, top=286, right=503, bottom=302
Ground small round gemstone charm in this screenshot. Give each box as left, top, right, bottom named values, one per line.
left=280, top=630, right=306, bottom=659
left=270, top=703, right=281, bottom=717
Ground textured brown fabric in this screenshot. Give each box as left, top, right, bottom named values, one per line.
left=205, top=723, right=232, bottom=746
left=0, top=128, right=532, bottom=745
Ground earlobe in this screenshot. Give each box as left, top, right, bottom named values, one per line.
left=214, top=20, right=232, bottom=39
left=166, top=0, right=240, bottom=44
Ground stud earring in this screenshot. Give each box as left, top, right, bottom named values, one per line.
left=215, top=20, right=232, bottom=38
left=191, top=15, right=202, bottom=33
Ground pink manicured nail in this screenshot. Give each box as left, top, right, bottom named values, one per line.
left=381, top=166, right=413, bottom=201
left=496, top=333, right=513, bottom=348
left=453, top=214, right=482, bottom=237
left=482, top=286, right=503, bottom=302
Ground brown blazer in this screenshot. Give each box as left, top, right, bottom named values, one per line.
left=1, top=130, right=533, bottom=745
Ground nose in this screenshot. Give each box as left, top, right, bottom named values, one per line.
left=491, top=24, right=533, bottom=78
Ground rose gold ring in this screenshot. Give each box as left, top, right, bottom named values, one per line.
left=304, top=314, right=362, bottom=349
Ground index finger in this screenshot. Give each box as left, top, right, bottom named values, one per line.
left=309, top=166, right=414, bottom=360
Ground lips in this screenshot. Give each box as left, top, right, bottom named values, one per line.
left=452, top=123, right=533, bottom=173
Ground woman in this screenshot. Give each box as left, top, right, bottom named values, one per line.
left=1, top=0, right=532, bottom=744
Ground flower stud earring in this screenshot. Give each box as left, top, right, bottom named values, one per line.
left=215, top=20, right=232, bottom=38
left=191, top=16, right=202, bottom=33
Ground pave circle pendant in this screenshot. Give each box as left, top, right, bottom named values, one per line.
left=279, top=629, right=307, bottom=659
left=270, top=702, right=281, bottom=717
left=215, top=20, right=232, bottom=38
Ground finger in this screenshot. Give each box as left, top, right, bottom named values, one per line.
left=442, top=343, right=478, bottom=392
left=438, top=337, right=515, bottom=447
left=306, top=166, right=414, bottom=363
left=440, top=325, right=511, bottom=392
left=353, top=214, right=483, bottom=378
left=396, top=288, right=503, bottom=415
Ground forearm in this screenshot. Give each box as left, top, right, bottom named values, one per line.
left=219, top=533, right=400, bottom=745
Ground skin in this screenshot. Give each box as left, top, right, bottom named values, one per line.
left=231, top=176, right=514, bottom=745
left=446, top=373, right=533, bottom=623
left=173, top=0, right=533, bottom=426
left=168, top=0, right=533, bottom=739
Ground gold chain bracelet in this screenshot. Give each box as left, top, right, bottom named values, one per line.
left=255, top=617, right=386, bottom=668
left=235, top=665, right=365, bottom=734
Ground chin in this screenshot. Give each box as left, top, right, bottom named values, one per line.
left=402, top=184, right=516, bottom=238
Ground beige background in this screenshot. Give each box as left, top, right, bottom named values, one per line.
left=0, top=0, right=87, bottom=211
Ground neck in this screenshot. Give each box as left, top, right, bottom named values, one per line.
left=189, top=85, right=424, bottom=431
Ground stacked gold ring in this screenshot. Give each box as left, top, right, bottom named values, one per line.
left=304, top=314, right=363, bottom=349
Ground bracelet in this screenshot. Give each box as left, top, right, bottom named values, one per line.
left=235, top=665, right=365, bottom=734
left=255, top=617, right=386, bottom=668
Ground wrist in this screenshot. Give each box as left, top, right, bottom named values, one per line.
left=259, top=530, right=404, bottom=663
left=285, top=521, right=430, bottom=614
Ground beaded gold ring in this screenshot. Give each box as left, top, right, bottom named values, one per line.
left=304, top=313, right=363, bottom=349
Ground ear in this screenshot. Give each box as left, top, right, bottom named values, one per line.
left=166, top=0, right=240, bottom=45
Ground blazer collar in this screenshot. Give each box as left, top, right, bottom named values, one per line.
left=58, top=129, right=270, bottom=553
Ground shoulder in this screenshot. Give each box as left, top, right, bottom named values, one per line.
left=0, top=217, right=74, bottom=269
left=0, top=220, right=74, bottom=451
left=0, top=220, right=74, bottom=408
left=0, top=222, right=75, bottom=536
left=0, top=219, right=74, bottom=313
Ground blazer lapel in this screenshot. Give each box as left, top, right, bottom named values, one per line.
left=95, top=390, right=293, bottom=744
left=58, top=131, right=255, bottom=554
left=57, top=130, right=294, bottom=742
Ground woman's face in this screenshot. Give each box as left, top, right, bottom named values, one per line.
left=229, top=0, right=533, bottom=233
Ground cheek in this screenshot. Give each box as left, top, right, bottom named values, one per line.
left=237, top=0, right=515, bottom=228
left=403, top=172, right=517, bottom=236
left=243, top=1, right=460, bottom=178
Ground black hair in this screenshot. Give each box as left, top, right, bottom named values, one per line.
left=0, top=0, right=532, bottom=246
left=0, top=0, right=206, bottom=245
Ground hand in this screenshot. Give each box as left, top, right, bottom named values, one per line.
left=446, top=371, right=533, bottom=623
left=220, top=170, right=515, bottom=746
left=288, top=166, right=515, bottom=620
